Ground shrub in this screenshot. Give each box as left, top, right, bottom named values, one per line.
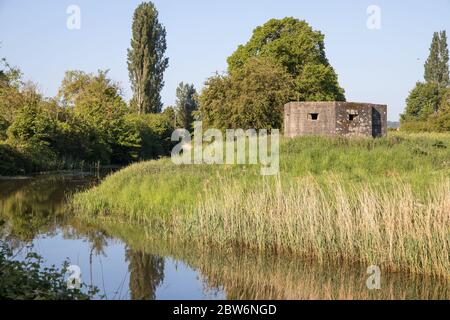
left=198, top=57, right=294, bottom=130
left=125, top=112, right=174, bottom=160
left=0, top=143, right=31, bottom=175
left=0, top=115, right=8, bottom=140
left=0, top=243, right=97, bottom=300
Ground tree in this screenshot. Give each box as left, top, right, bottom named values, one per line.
left=401, top=82, right=440, bottom=121
left=199, top=57, right=295, bottom=130
left=0, top=59, right=30, bottom=124
left=127, top=2, right=169, bottom=114
left=424, top=31, right=449, bottom=87
left=57, top=70, right=141, bottom=164
left=0, top=115, right=8, bottom=140
left=175, top=82, right=197, bottom=130
left=402, top=31, right=450, bottom=131
left=58, top=70, right=127, bottom=118
left=439, top=30, right=449, bottom=87
left=126, top=250, right=164, bottom=300
left=124, top=112, right=174, bottom=160
left=6, top=104, right=59, bottom=169
left=227, top=17, right=345, bottom=101
left=440, top=87, right=450, bottom=114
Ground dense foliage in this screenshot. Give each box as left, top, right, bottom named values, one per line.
left=227, top=17, right=345, bottom=102
left=424, top=31, right=449, bottom=87
left=0, top=243, right=97, bottom=300
left=127, top=2, right=169, bottom=114
left=402, top=31, right=450, bottom=132
left=0, top=65, right=175, bottom=175
left=198, top=18, right=345, bottom=130
left=174, top=82, right=198, bottom=130
left=199, top=57, right=294, bottom=130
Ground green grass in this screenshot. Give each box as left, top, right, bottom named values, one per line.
left=72, top=132, right=450, bottom=277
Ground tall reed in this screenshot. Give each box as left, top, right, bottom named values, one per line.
left=72, top=133, right=450, bottom=277
left=183, top=176, right=449, bottom=277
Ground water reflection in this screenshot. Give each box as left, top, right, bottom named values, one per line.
left=0, top=175, right=448, bottom=300
left=0, top=175, right=96, bottom=243
left=126, top=250, right=164, bottom=300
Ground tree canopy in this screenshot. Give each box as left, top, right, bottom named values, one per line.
left=199, top=57, right=294, bottom=130
left=227, top=17, right=345, bottom=101
left=424, top=31, right=449, bottom=88
left=198, top=18, right=345, bottom=131
left=402, top=30, right=450, bottom=131
left=127, top=1, right=168, bottom=114
left=175, top=82, right=198, bottom=130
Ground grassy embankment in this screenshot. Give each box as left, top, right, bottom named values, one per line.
left=72, top=132, right=450, bottom=277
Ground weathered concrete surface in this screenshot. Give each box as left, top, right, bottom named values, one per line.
left=284, top=102, right=387, bottom=138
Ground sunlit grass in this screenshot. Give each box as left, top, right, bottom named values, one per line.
left=72, top=132, right=450, bottom=276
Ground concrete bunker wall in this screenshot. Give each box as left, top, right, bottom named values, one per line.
left=284, top=102, right=336, bottom=138
left=284, top=102, right=387, bottom=138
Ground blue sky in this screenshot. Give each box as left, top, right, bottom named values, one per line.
left=1, top=0, right=449, bottom=121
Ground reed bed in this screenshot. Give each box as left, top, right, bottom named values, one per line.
left=185, top=176, right=450, bottom=277
left=72, top=133, right=450, bottom=277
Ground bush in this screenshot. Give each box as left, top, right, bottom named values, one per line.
left=0, top=143, right=32, bottom=175
left=0, top=115, right=8, bottom=140
left=0, top=67, right=179, bottom=174
left=0, top=243, right=97, bottom=300
left=125, top=112, right=175, bottom=160
left=53, top=111, right=111, bottom=164
left=199, top=57, right=294, bottom=130
left=401, top=82, right=441, bottom=122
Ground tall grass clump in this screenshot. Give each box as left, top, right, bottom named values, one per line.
left=186, top=176, right=449, bottom=277
left=72, top=133, right=450, bottom=277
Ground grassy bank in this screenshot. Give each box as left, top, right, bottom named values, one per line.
left=72, top=133, right=450, bottom=277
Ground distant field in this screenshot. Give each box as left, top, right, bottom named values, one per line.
left=72, top=132, right=450, bottom=277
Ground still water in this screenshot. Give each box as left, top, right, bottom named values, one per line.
left=0, top=174, right=448, bottom=300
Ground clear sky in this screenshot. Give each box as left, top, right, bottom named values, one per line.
left=1, top=0, right=449, bottom=121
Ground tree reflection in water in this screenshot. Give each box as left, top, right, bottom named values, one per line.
left=126, top=249, right=164, bottom=300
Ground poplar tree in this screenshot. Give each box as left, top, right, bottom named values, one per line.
left=128, top=2, right=168, bottom=114
left=175, top=82, right=197, bottom=130
left=402, top=30, right=450, bottom=124
left=438, top=30, right=449, bottom=87
left=424, top=31, right=449, bottom=87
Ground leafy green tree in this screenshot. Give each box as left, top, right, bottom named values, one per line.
left=402, top=31, right=449, bottom=130
left=295, top=63, right=346, bottom=101
left=227, top=17, right=345, bottom=101
left=57, top=70, right=140, bottom=164
left=175, top=82, right=197, bottom=130
left=439, top=31, right=449, bottom=87
left=6, top=104, right=59, bottom=170
left=0, top=60, right=37, bottom=124
left=401, top=82, right=441, bottom=121
left=125, top=112, right=175, bottom=160
left=53, top=110, right=111, bottom=163
left=199, top=57, right=295, bottom=130
left=440, top=87, right=450, bottom=114
left=424, top=31, right=449, bottom=87
left=0, top=115, right=8, bottom=140
left=58, top=70, right=127, bottom=118
left=127, top=2, right=169, bottom=114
